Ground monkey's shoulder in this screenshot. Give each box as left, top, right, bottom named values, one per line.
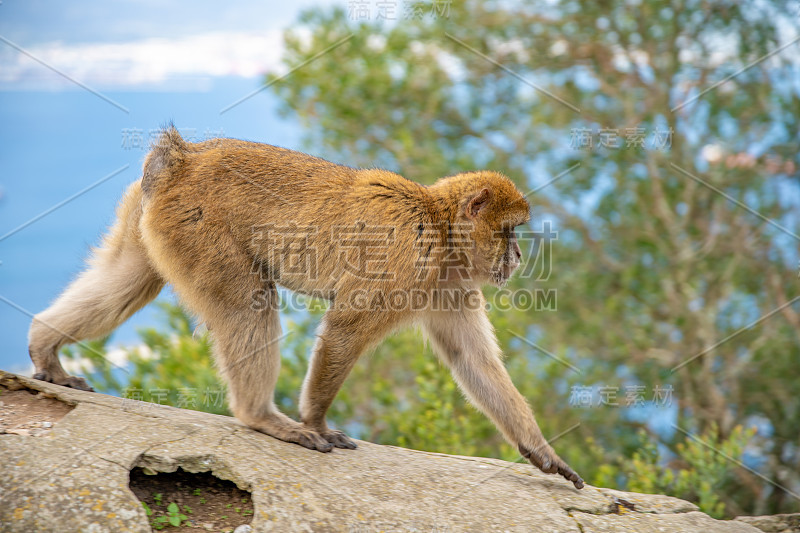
left=344, top=170, right=435, bottom=223
left=351, top=169, right=428, bottom=200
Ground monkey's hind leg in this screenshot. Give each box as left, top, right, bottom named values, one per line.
left=28, top=181, right=165, bottom=391
left=138, top=201, right=335, bottom=452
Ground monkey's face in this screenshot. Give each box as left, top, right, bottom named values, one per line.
left=456, top=173, right=530, bottom=288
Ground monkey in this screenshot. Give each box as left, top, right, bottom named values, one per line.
left=28, top=127, right=584, bottom=489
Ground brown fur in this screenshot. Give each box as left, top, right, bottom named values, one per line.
left=28, top=127, right=583, bottom=488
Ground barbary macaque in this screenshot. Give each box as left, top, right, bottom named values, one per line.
left=28, top=127, right=584, bottom=489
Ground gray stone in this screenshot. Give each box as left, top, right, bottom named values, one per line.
left=573, top=511, right=761, bottom=532
left=0, top=371, right=765, bottom=532
left=735, top=513, right=800, bottom=532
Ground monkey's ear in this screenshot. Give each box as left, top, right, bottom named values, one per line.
left=466, top=187, right=491, bottom=219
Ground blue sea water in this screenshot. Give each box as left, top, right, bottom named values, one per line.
left=0, top=77, right=302, bottom=373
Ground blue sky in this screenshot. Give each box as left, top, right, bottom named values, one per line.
left=0, top=0, right=340, bottom=373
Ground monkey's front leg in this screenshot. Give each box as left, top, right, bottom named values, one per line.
left=424, top=309, right=584, bottom=489
left=299, top=331, right=359, bottom=450
left=299, top=309, right=398, bottom=450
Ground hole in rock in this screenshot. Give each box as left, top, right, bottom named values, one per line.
left=129, top=467, right=253, bottom=532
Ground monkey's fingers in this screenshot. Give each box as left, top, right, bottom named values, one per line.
left=321, top=429, right=358, bottom=450
left=557, top=462, right=585, bottom=490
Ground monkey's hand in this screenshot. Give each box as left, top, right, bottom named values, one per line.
left=519, top=444, right=584, bottom=489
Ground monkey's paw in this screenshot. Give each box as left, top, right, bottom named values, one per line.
left=33, top=371, right=94, bottom=392
left=321, top=429, right=357, bottom=449
left=519, top=444, right=584, bottom=489
left=280, top=426, right=336, bottom=453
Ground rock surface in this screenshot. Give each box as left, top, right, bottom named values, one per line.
left=734, top=514, right=800, bottom=533
left=0, top=370, right=767, bottom=532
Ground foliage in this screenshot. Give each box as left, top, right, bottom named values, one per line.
left=64, top=303, right=229, bottom=415
left=151, top=502, right=188, bottom=529
left=591, top=425, right=756, bottom=518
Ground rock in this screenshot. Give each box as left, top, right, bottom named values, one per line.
left=234, top=525, right=253, bottom=533
left=0, top=370, right=766, bottom=532
left=735, top=513, right=800, bottom=532
left=41, top=421, right=53, bottom=428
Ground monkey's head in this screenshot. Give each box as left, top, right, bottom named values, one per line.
left=439, top=171, right=531, bottom=287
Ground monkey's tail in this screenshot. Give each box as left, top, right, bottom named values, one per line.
left=141, top=123, right=187, bottom=195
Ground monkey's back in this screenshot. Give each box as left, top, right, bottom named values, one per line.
left=140, top=130, right=442, bottom=300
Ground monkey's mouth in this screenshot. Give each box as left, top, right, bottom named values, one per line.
left=490, top=272, right=508, bottom=287
left=490, top=263, right=517, bottom=286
